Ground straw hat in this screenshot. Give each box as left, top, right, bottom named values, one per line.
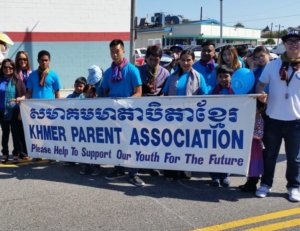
left=0, top=33, right=14, bottom=45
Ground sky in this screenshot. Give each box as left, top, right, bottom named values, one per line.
left=136, top=0, right=300, bottom=30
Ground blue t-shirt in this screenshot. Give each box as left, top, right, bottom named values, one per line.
left=176, top=72, right=190, bottom=95
left=66, top=92, right=83, bottom=98
left=252, top=66, right=269, bottom=93
left=102, top=63, right=142, bottom=97
left=95, top=79, right=105, bottom=97
left=27, top=70, right=61, bottom=99
left=193, top=61, right=217, bottom=94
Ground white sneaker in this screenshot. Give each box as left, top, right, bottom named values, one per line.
left=288, top=188, right=300, bottom=202
left=255, top=185, right=271, bottom=198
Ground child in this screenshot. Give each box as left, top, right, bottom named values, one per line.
left=82, top=84, right=97, bottom=99
left=63, top=77, right=87, bottom=165
left=249, top=46, right=271, bottom=93
left=87, top=65, right=104, bottom=97
left=79, top=84, right=99, bottom=175
left=212, top=65, right=234, bottom=95
left=66, top=76, right=87, bottom=98
left=210, top=65, right=234, bottom=187
left=239, top=100, right=264, bottom=192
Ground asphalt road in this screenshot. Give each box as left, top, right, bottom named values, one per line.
left=0, top=135, right=299, bottom=231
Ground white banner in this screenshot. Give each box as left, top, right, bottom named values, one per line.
left=20, top=96, right=256, bottom=175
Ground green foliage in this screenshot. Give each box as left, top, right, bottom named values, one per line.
left=264, top=38, right=275, bottom=45
left=262, top=26, right=270, bottom=32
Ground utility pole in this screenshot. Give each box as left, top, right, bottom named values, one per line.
left=275, top=24, right=284, bottom=45
left=220, top=0, right=223, bottom=44
left=199, top=6, right=203, bottom=43
left=270, top=22, right=273, bottom=39
left=130, top=0, right=136, bottom=64
left=277, top=24, right=281, bottom=45
left=200, top=6, right=203, bottom=21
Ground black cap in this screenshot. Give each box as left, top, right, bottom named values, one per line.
left=281, top=28, right=300, bottom=42
left=170, top=45, right=183, bottom=52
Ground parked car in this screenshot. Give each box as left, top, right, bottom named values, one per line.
left=190, top=45, right=201, bottom=61
left=159, top=53, right=173, bottom=67
left=134, top=48, right=146, bottom=66
left=264, top=45, right=276, bottom=52
left=271, top=43, right=285, bottom=55
left=134, top=47, right=147, bottom=58
left=135, top=56, right=145, bottom=66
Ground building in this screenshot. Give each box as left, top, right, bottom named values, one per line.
left=136, top=15, right=261, bottom=48
left=1, top=0, right=131, bottom=89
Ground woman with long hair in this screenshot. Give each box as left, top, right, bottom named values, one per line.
left=15, top=51, right=32, bottom=159
left=15, top=51, right=31, bottom=85
left=0, top=59, right=26, bottom=163
left=162, top=49, right=208, bottom=180
left=218, top=45, right=241, bottom=71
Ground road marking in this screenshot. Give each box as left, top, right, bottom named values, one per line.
left=0, top=160, right=49, bottom=167
left=194, top=207, right=300, bottom=231
left=245, top=218, right=300, bottom=231
left=0, top=164, right=18, bottom=168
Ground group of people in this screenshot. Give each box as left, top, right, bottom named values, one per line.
left=0, top=30, right=300, bottom=202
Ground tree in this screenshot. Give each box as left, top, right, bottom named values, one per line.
left=234, top=22, right=245, bottom=28
left=262, top=26, right=270, bottom=32
left=264, top=38, right=275, bottom=45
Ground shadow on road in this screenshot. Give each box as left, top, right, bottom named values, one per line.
left=0, top=153, right=288, bottom=203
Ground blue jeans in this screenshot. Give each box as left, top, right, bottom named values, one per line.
left=261, top=117, right=300, bottom=188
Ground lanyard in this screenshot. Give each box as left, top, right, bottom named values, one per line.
left=286, top=69, right=296, bottom=87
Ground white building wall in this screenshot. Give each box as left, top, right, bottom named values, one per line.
left=172, top=25, right=200, bottom=35
left=136, top=31, right=165, bottom=48
left=171, top=24, right=261, bottom=39
left=1, top=0, right=130, bottom=32
left=1, top=0, right=132, bottom=89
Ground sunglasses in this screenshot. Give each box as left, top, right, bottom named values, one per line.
left=18, top=58, right=28, bottom=61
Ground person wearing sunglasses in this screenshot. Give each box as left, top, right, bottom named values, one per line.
left=15, top=51, right=32, bottom=86
left=14, top=51, right=32, bottom=160
left=0, top=59, right=26, bottom=163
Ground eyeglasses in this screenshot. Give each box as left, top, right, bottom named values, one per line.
left=3, top=66, right=14, bottom=70
left=18, top=58, right=28, bottom=61
left=285, top=40, right=300, bottom=45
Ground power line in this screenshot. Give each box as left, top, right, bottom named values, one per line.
left=225, top=13, right=300, bottom=24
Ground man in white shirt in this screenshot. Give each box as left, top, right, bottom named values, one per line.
left=256, top=29, right=300, bottom=202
